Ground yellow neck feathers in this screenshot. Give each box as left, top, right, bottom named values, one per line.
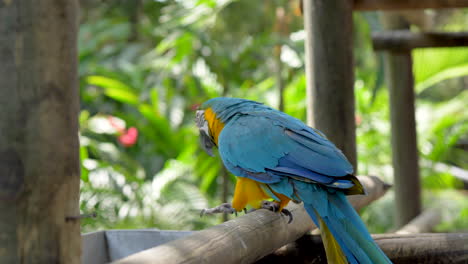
left=204, top=108, right=225, bottom=145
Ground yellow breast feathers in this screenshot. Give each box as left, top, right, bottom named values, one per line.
left=204, top=107, right=225, bottom=145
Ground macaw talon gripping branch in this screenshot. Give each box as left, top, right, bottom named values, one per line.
left=243, top=201, right=293, bottom=224
left=200, top=203, right=237, bottom=217
left=260, top=201, right=293, bottom=224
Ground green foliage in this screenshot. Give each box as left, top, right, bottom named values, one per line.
left=79, top=1, right=468, bottom=233
left=79, top=0, right=305, bottom=232
left=413, top=48, right=468, bottom=94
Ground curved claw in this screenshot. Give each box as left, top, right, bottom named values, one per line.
left=281, top=208, right=293, bottom=224
left=259, top=200, right=293, bottom=224
left=260, top=201, right=280, bottom=212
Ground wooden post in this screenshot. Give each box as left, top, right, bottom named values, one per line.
left=381, top=13, right=422, bottom=228
left=303, top=0, right=357, bottom=169
left=0, top=1, right=81, bottom=263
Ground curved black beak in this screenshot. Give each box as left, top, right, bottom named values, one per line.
left=199, top=130, right=215, bottom=156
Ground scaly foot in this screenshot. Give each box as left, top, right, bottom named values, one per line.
left=200, top=203, right=238, bottom=217
left=249, top=201, right=293, bottom=224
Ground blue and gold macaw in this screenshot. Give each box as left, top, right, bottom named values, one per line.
left=196, top=97, right=391, bottom=264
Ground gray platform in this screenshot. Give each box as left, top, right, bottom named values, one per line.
left=82, top=229, right=193, bottom=264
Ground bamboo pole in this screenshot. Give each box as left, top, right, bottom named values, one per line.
left=112, top=176, right=390, bottom=264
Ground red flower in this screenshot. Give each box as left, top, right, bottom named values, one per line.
left=108, top=116, right=138, bottom=147
left=118, top=127, right=138, bottom=147
left=190, top=103, right=201, bottom=111
left=355, top=114, right=362, bottom=126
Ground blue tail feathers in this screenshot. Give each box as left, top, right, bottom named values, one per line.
left=304, top=190, right=391, bottom=264
left=268, top=179, right=392, bottom=264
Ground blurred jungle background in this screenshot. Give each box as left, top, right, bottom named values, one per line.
left=78, top=0, right=468, bottom=233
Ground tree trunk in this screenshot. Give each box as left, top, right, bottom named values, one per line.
left=0, top=1, right=81, bottom=263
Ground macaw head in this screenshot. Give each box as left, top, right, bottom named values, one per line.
left=196, top=97, right=261, bottom=156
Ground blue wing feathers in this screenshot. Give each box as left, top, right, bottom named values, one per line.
left=219, top=115, right=287, bottom=172
left=285, top=129, right=353, bottom=173
left=267, top=166, right=334, bottom=184
left=218, top=107, right=354, bottom=185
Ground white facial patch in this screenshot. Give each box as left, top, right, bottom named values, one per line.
left=196, top=110, right=210, bottom=136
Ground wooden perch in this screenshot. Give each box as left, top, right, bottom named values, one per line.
left=348, top=175, right=391, bottom=212
left=396, top=207, right=442, bottom=234
left=112, top=176, right=390, bottom=264
left=353, top=0, right=468, bottom=11
left=372, top=31, right=468, bottom=51
left=257, top=233, right=468, bottom=264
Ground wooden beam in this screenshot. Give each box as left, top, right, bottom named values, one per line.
left=381, top=14, right=422, bottom=228
left=373, top=31, right=468, bottom=51
left=257, top=233, right=468, bottom=263
left=354, top=0, right=468, bottom=11
left=0, top=0, right=81, bottom=263
left=303, top=0, right=357, bottom=169
left=112, top=176, right=390, bottom=264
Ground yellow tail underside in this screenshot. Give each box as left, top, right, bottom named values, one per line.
left=319, top=215, right=348, bottom=264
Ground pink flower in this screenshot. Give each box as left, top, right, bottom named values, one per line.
left=108, top=116, right=138, bottom=147
left=355, top=114, right=362, bottom=126
left=190, top=103, right=201, bottom=111
left=118, top=127, right=138, bottom=147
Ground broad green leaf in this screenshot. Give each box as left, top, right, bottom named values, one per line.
left=200, top=164, right=221, bottom=194
left=416, top=64, right=468, bottom=93
left=87, top=75, right=139, bottom=104
left=80, top=146, right=90, bottom=182
left=150, top=88, right=160, bottom=114
left=413, top=48, right=468, bottom=93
